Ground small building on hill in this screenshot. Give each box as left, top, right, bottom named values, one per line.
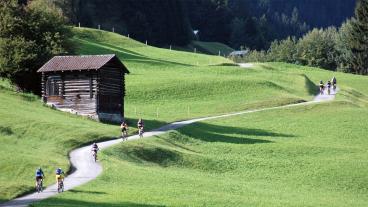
left=228, top=50, right=249, bottom=59
left=37, top=54, right=129, bottom=123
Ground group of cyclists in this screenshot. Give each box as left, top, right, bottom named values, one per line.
left=35, top=167, right=65, bottom=193
left=34, top=118, right=144, bottom=193
left=319, top=76, right=337, bottom=95
left=120, top=118, right=144, bottom=139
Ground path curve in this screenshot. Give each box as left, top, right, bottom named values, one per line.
left=0, top=80, right=337, bottom=207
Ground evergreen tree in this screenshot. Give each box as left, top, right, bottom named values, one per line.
left=348, top=0, right=368, bottom=74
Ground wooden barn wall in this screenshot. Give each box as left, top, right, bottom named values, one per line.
left=45, top=71, right=98, bottom=115
left=98, top=63, right=124, bottom=114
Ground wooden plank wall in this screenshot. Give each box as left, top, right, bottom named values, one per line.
left=45, top=71, right=98, bottom=115
left=98, top=63, right=124, bottom=115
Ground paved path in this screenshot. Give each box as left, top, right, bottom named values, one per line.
left=238, top=63, right=254, bottom=68
left=0, top=80, right=338, bottom=207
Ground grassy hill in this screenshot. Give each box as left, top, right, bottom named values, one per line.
left=0, top=27, right=314, bottom=202
left=72, top=28, right=317, bottom=126
left=174, top=40, right=235, bottom=56
left=1, top=27, right=367, bottom=206
left=34, top=63, right=368, bottom=207
left=0, top=79, right=118, bottom=201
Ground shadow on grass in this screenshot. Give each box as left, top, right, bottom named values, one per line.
left=29, top=198, right=166, bottom=207
left=0, top=126, right=13, bottom=135
left=68, top=189, right=107, bottom=195
left=302, top=74, right=318, bottom=95
left=122, top=146, right=182, bottom=167
left=178, top=122, right=295, bottom=144
left=99, top=117, right=167, bottom=131
left=78, top=39, right=192, bottom=67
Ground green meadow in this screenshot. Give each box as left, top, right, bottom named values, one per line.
left=1, top=28, right=367, bottom=207
left=0, top=28, right=314, bottom=201
left=34, top=65, right=368, bottom=206
left=73, top=28, right=317, bottom=126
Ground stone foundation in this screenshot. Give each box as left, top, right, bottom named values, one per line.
left=97, top=113, right=123, bottom=123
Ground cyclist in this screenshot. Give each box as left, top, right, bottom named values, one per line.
left=327, top=80, right=332, bottom=95
left=332, top=76, right=337, bottom=90
left=137, top=118, right=144, bottom=138
left=120, top=121, right=128, bottom=140
left=319, top=80, right=324, bottom=94
left=91, top=143, right=99, bottom=161
left=35, top=167, right=45, bottom=190
left=55, top=168, right=65, bottom=190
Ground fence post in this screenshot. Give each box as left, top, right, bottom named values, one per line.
left=98, top=25, right=101, bottom=30
left=145, top=40, right=148, bottom=45
left=194, top=48, right=196, bottom=53
left=170, top=45, right=172, bottom=50
left=112, top=27, right=115, bottom=33
left=78, top=22, right=80, bottom=28
left=128, top=34, right=130, bottom=39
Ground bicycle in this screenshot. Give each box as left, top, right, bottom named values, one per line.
left=319, top=86, right=324, bottom=95
left=92, top=150, right=97, bottom=162
left=36, top=178, right=43, bottom=193
left=57, top=179, right=64, bottom=193
left=138, top=127, right=144, bottom=138
left=121, top=129, right=128, bottom=141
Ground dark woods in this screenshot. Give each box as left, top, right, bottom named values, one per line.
left=0, top=0, right=361, bottom=93
left=56, top=0, right=355, bottom=50
left=242, top=0, right=368, bottom=75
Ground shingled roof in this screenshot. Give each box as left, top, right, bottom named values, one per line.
left=37, top=54, right=129, bottom=73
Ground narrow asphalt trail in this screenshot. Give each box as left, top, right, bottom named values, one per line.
left=0, top=71, right=338, bottom=207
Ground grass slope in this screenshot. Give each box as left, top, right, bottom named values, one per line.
left=0, top=28, right=315, bottom=202
left=72, top=27, right=316, bottom=126
left=174, top=40, right=234, bottom=56
left=0, top=79, right=119, bottom=201
left=34, top=63, right=368, bottom=206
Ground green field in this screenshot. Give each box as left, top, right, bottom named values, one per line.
left=0, top=79, right=119, bottom=201
left=1, top=27, right=368, bottom=206
left=0, top=28, right=315, bottom=201
left=174, top=40, right=235, bottom=56
left=31, top=60, right=368, bottom=207
left=72, top=28, right=318, bottom=126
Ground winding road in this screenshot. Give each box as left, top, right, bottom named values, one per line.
left=0, top=66, right=337, bottom=207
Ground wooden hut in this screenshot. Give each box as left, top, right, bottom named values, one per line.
left=37, top=54, right=129, bottom=123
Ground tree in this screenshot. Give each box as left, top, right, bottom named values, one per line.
left=347, top=0, right=368, bottom=74
left=0, top=0, right=73, bottom=92
left=335, top=20, right=354, bottom=73
left=268, top=36, right=297, bottom=63
left=296, top=27, right=338, bottom=70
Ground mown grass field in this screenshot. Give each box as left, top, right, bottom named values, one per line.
left=34, top=63, right=368, bottom=207
left=0, top=79, right=119, bottom=201
left=0, top=28, right=316, bottom=202
left=174, top=40, right=234, bottom=56
left=72, top=28, right=317, bottom=126
left=1, top=27, right=367, bottom=206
